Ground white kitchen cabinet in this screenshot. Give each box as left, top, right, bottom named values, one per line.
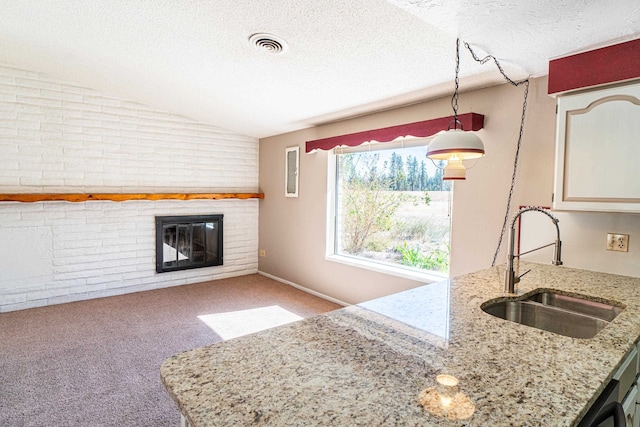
left=553, top=80, right=640, bottom=212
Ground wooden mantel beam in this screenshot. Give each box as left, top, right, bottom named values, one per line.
left=0, top=193, right=264, bottom=203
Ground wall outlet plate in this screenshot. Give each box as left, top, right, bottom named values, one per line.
left=607, top=233, right=629, bottom=252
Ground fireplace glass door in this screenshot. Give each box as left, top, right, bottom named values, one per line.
left=155, top=215, right=223, bottom=273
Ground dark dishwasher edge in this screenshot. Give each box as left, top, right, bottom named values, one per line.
left=577, top=379, right=621, bottom=427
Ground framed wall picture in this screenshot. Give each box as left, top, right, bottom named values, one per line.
left=285, top=146, right=299, bottom=198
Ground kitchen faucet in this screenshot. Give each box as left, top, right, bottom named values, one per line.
left=504, top=206, right=563, bottom=294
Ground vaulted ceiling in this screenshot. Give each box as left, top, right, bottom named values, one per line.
left=1, top=0, right=639, bottom=138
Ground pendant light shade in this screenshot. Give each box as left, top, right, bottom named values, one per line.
left=427, top=130, right=485, bottom=180
left=442, top=156, right=466, bottom=180
left=426, top=129, right=485, bottom=161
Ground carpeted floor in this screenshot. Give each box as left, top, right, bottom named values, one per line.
left=0, top=274, right=341, bottom=426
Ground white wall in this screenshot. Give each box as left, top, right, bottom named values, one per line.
left=0, top=65, right=259, bottom=312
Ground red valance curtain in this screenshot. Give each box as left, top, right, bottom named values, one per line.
left=305, top=112, right=484, bottom=153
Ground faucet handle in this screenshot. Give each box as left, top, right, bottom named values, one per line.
left=516, top=269, right=532, bottom=282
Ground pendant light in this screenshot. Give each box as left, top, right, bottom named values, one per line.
left=427, top=38, right=485, bottom=180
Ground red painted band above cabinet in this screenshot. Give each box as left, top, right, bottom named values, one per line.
left=548, top=38, right=640, bottom=95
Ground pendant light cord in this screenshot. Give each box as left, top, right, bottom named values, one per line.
left=462, top=42, right=531, bottom=267
left=451, top=39, right=460, bottom=129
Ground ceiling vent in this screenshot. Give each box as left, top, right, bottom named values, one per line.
left=249, top=33, right=288, bottom=54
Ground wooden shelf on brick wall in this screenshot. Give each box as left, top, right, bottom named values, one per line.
left=0, top=193, right=265, bottom=203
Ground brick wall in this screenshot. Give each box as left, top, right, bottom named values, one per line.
left=0, top=65, right=259, bottom=312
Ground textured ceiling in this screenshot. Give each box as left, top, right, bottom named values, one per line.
left=0, top=0, right=639, bottom=138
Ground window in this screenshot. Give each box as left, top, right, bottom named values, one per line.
left=329, top=142, right=452, bottom=279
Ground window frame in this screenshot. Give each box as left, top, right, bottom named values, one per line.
left=325, top=139, right=450, bottom=283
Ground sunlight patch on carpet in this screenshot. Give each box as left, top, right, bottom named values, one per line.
left=198, top=305, right=303, bottom=340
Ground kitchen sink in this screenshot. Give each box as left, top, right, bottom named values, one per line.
left=481, top=290, right=623, bottom=339
left=525, top=291, right=622, bottom=322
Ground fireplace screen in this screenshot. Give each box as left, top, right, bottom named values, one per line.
left=155, top=214, right=223, bottom=273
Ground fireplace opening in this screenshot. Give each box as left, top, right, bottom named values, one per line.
left=155, top=214, right=223, bottom=273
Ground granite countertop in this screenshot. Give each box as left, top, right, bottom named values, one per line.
left=160, top=262, right=640, bottom=426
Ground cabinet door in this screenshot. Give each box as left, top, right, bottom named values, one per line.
left=553, top=81, right=640, bottom=212
left=623, top=385, right=637, bottom=427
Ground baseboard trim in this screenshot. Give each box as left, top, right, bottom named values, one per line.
left=257, top=271, right=350, bottom=307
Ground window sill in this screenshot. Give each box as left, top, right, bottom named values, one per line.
left=325, top=254, right=447, bottom=284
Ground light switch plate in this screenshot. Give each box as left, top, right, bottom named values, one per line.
left=607, top=233, right=629, bottom=252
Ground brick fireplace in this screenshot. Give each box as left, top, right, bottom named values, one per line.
left=0, top=65, right=259, bottom=312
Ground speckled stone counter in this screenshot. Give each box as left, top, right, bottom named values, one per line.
left=160, top=263, right=640, bottom=426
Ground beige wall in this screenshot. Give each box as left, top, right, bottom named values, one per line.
left=449, top=77, right=557, bottom=276
left=259, top=75, right=638, bottom=305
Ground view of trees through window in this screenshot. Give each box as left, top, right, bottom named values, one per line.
left=335, top=146, right=452, bottom=275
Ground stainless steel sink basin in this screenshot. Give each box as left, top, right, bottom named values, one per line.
left=525, top=291, right=622, bottom=322
left=482, top=290, right=623, bottom=339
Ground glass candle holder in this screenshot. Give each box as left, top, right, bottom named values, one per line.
left=436, top=374, right=459, bottom=408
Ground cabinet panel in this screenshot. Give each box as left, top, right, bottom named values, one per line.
left=553, top=81, right=640, bottom=212
left=623, top=385, right=637, bottom=427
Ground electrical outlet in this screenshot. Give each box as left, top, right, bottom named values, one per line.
left=606, top=233, right=629, bottom=252
left=259, top=249, right=266, bottom=257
